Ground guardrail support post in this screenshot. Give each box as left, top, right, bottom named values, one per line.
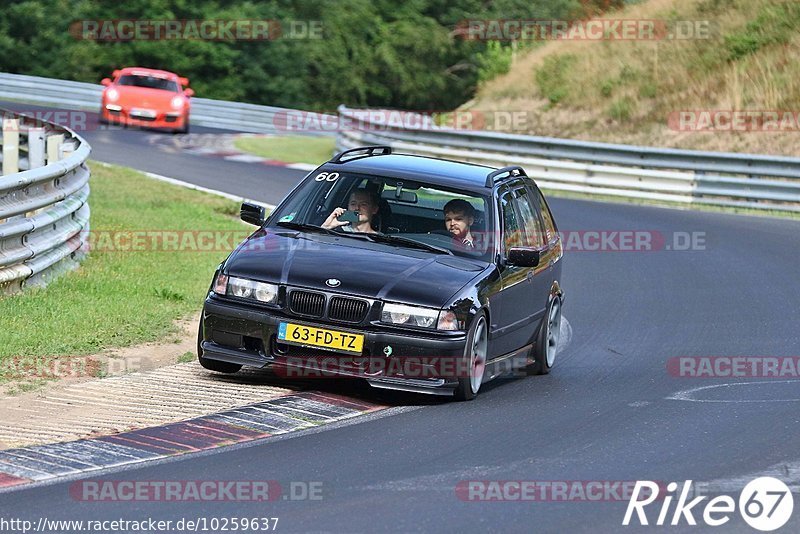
left=27, top=127, right=46, bottom=169
left=46, top=133, right=64, bottom=164
left=2, top=118, right=19, bottom=175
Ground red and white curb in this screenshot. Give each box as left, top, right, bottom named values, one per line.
left=0, top=391, right=384, bottom=490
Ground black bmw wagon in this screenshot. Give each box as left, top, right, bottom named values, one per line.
left=198, top=146, right=564, bottom=400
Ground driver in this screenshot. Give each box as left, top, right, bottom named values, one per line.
left=443, top=199, right=475, bottom=249
left=322, top=188, right=380, bottom=234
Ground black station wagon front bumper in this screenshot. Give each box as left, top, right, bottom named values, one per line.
left=200, top=296, right=469, bottom=395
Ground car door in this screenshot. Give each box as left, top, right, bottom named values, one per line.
left=491, top=183, right=550, bottom=357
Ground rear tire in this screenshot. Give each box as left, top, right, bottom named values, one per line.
left=454, top=312, right=488, bottom=401
left=197, top=319, right=242, bottom=374
left=528, top=297, right=562, bottom=375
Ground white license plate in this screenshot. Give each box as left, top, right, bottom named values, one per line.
left=131, top=109, right=156, bottom=118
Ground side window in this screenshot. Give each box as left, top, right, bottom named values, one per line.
left=500, top=190, right=523, bottom=253
left=514, top=189, right=546, bottom=248
left=529, top=184, right=558, bottom=244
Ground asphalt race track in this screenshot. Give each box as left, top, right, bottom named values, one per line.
left=0, top=101, right=304, bottom=204
left=1, top=108, right=799, bottom=532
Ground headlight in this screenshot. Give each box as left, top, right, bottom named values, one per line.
left=381, top=303, right=439, bottom=329
left=213, top=274, right=278, bottom=304
left=170, top=96, right=184, bottom=109
left=213, top=273, right=228, bottom=295
left=436, top=310, right=461, bottom=331
left=106, top=88, right=119, bottom=102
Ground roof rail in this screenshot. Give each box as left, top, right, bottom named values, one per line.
left=485, top=165, right=527, bottom=187
left=330, top=145, right=393, bottom=163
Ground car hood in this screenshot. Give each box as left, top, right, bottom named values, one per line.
left=112, top=86, right=178, bottom=109
left=224, top=230, right=487, bottom=308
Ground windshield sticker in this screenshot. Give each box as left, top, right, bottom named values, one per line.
left=314, top=172, right=340, bottom=182
left=279, top=213, right=296, bottom=222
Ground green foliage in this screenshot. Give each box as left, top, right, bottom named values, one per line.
left=600, top=79, right=614, bottom=97
left=476, top=41, right=514, bottom=85
left=608, top=96, right=634, bottom=121
left=724, top=2, right=800, bottom=61
left=535, top=54, right=576, bottom=105
left=0, top=0, right=624, bottom=110
left=638, top=82, right=657, bottom=99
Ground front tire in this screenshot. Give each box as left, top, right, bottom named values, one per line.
left=197, top=319, right=242, bottom=374
left=528, top=296, right=562, bottom=375
left=178, top=116, right=190, bottom=134
left=454, top=312, right=488, bottom=401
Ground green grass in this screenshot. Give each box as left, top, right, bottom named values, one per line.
left=724, top=2, right=800, bottom=61
left=177, top=351, right=196, bottom=363
left=534, top=53, right=576, bottom=106
left=0, top=162, right=249, bottom=369
left=233, top=135, right=335, bottom=165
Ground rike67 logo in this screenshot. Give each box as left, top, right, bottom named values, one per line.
left=623, top=478, right=794, bottom=531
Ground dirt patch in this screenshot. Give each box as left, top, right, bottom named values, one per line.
left=1, top=313, right=200, bottom=398
left=0, top=310, right=295, bottom=450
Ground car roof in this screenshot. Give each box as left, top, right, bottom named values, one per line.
left=117, top=67, right=179, bottom=79
left=322, top=153, right=498, bottom=193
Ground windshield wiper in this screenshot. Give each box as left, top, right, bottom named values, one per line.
left=363, top=233, right=453, bottom=255
left=274, top=221, right=341, bottom=235
left=274, top=221, right=370, bottom=240
left=274, top=222, right=451, bottom=254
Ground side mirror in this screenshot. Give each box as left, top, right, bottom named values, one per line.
left=179, top=77, right=190, bottom=87
left=241, top=202, right=266, bottom=226
left=507, top=246, right=542, bottom=267
left=111, top=69, right=121, bottom=78
left=101, top=78, right=111, bottom=86
left=183, top=88, right=195, bottom=97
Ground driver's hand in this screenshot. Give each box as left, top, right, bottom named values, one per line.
left=321, top=207, right=349, bottom=229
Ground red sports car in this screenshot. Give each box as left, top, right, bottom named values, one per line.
left=100, top=67, right=194, bottom=133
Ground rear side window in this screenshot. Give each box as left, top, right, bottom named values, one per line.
left=513, top=189, right=546, bottom=248
left=500, top=190, right=523, bottom=253
left=528, top=184, right=558, bottom=244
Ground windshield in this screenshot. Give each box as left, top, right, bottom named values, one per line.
left=117, top=74, right=179, bottom=92
left=269, top=170, right=494, bottom=259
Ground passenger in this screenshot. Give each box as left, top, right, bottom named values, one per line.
left=322, top=188, right=380, bottom=234
left=443, top=198, right=475, bottom=249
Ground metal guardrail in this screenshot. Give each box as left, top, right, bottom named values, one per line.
left=336, top=106, right=800, bottom=213
left=0, top=72, right=334, bottom=136
left=0, top=108, right=91, bottom=294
